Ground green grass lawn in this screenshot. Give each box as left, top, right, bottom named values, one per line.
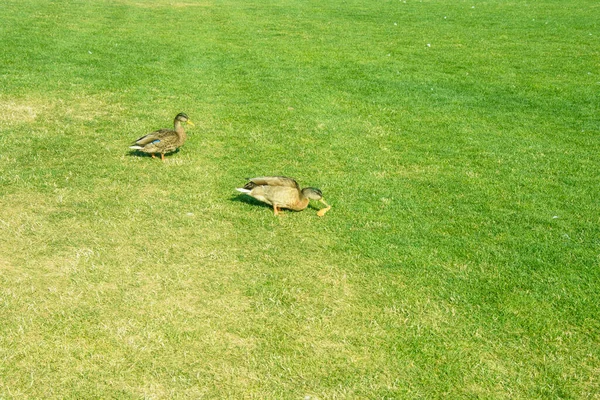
left=1, top=0, right=599, bottom=398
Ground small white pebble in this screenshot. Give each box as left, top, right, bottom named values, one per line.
left=552, top=216, right=559, bottom=219
left=426, top=43, right=431, bottom=47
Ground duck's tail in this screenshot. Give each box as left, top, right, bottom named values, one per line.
left=129, top=145, right=143, bottom=150
left=236, top=188, right=251, bottom=194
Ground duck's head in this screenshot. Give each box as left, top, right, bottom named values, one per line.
left=303, top=187, right=331, bottom=216
left=302, top=187, right=323, bottom=200
left=175, top=112, right=195, bottom=126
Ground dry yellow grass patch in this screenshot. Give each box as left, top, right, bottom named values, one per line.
left=0, top=99, right=44, bottom=124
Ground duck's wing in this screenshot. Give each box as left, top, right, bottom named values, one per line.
left=131, top=129, right=174, bottom=146
left=246, top=176, right=300, bottom=189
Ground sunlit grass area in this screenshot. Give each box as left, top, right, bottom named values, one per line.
left=1, top=0, right=599, bottom=398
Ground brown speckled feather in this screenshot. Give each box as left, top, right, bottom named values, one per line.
left=244, top=176, right=300, bottom=190
left=250, top=185, right=307, bottom=210
left=236, top=175, right=329, bottom=215
left=130, top=113, right=193, bottom=158
left=131, top=128, right=185, bottom=153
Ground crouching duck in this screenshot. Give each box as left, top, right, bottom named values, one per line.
left=236, top=176, right=331, bottom=216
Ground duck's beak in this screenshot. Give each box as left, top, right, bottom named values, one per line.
left=187, top=120, right=195, bottom=127
left=317, top=198, right=331, bottom=217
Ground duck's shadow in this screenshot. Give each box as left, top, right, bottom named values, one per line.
left=230, top=194, right=272, bottom=209
left=229, top=195, right=321, bottom=212
left=127, top=149, right=180, bottom=158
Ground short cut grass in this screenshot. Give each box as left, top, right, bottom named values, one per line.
left=1, top=0, right=599, bottom=398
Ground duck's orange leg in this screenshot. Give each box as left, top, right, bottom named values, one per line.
left=273, top=205, right=280, bottom=216
left=151, top=154, right=157, bottom=159
left=161, top=153, right=165, bottom=162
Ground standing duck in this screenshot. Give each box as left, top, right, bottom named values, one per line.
left=130, top=112, right=194, bottom=161
left=236, top=176, right=331, bottom=216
